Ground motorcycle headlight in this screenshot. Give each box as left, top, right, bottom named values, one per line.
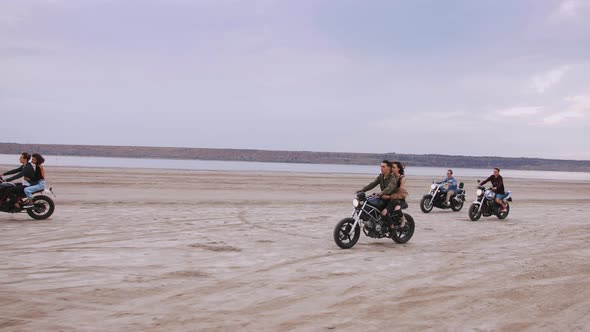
left=485, top=190, right=495, bottom=200
left=476, top=189, right=483, bottom=196
left=430, top=184, right=437, bottom=190
left=352, top=198, right=360, bottom=208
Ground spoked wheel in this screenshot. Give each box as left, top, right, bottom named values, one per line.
left=333, top=217, right=360, bottom=249
left=391, top=213, right=415, bottom=244
left=451, top=199, right=464, bottom=212
left=420, top=197, right=433, bottom=213
left=27, top=195, right=55, bottom=220
left=496, top=203, right=510, bottom=220
left=468, top=203, right=481, bottom=221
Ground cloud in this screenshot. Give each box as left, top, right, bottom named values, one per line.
left=483, top=106, right=543, bottom=122
left=496, top=106, right=543, bottom=117
left=553, top=0, right=585, bottom=19
left=540, top=94, right=590, bottom=125
left=530, top=66, right=571, bottom=93
left=409, top=111, right=466, bottom=121
left=375, top=111, right=475, bottom=136
left=542, top=111, right=582, bottom=125
left=549, top=0, right=590, bottom=23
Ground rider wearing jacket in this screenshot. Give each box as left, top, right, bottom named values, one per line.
left=438, top=169, right=457, bottom=206
left=358, top=160, right=398, bottom=230
left=480, top=167, right=507, bottom=212
left=359, top=160, right=397, bottom=195
left=381, top=161, right=409, bottom=229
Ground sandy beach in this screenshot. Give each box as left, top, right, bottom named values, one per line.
left=1, top=166, right=589, bottom=331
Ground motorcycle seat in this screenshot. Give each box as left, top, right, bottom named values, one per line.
left=400, top=200, right=408, bottom=210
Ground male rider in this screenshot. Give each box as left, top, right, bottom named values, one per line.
left=438, top=169, right=457, bottom=206
left=480, top=167, right=508, bottom=212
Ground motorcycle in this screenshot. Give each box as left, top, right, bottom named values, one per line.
left=0, top=183, right=56, bottom=220
left=468, top=181, right=512, bottom=221
left=420, top=179, right=466, bottom=213
left=333, top=192, right=415, bottom=249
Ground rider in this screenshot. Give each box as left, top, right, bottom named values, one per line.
left=0, top=152, right=35, bottom=209
left=438, top=169, right=457, bottom=206
left=357, top=160, right=398, bottom=231
left=381, top=161, right=408, bottom=229
left=22, top=153, right=46, bottom=207
left=480, top=167, right=508, bottom=212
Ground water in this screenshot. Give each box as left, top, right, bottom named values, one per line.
left=1, top=154, right=589, bottom=181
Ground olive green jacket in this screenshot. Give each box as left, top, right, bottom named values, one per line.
left=360, top=173, right=397, bottom=195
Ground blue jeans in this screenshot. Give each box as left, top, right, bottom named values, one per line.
left=24, top=180, right=45, bottom=199
left=495, top=192, right=509, bottom=200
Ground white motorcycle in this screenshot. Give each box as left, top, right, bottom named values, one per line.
left=420, top=179, right=465, bottom=213
left=468, top=182, right=512, bottom=221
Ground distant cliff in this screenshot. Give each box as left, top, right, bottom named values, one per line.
left=1, top=142, right=590, bottom=172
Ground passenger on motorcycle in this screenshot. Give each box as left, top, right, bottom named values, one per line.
left=479, top=167, right=508, bottom=212
left=357, top=160, right=398, bottom=230
left=380, top=161, right=408, bottom=229
left=438, top=169, right=457, bottom=207
left=23, top=153, right=46, bottom=207
left=0, top=152, right=35, bottom=209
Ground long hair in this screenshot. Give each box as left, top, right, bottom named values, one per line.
left=32, top=153, right=45, bottom=165
left=392, top=161, right=405, bottom=175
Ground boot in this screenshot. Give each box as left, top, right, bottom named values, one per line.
left=399, top=214, right=407, bottom=228
left=392, top=210, right=406, bottom=228
left=382, top=214, right=393, bottom=233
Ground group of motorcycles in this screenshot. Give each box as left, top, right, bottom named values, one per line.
left=334, top=179, right=512, bottom=249
left=420, top=178, right=512, bottom=221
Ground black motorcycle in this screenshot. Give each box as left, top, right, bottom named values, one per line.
left=333, top=192, right=415, bottom=249
left=468, top=182, right=512, bottom=221
left=420, top=179, right=465, bottom=213
left=0, top=183, right=56, bottom=220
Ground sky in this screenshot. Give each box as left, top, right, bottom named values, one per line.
left=1, top=0, right=590, bottom=160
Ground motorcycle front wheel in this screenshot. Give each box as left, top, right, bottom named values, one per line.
left=27, top=195, right=55, bottom=220
left=496, top=203, right=510, bottom=220
left=468, top=203, right=482, bottom=221
left=451, top=199, right=464, bottom=212
left=420, top=197, right=433, bottom=213
left=333, top=217, right=360, bottom=249
left=392, top=213, right=415, bottom=244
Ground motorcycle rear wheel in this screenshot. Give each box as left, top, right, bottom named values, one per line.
left=392, top=213, right=415, bottom=244
left=451, top=199, right=464, bottom=212
left=468, top=203, right=481, bottom=221
left=496, top=203, right=510, bottom=220
left=334, top=218, right=360, bottom=249
left=27, top=195, right=55, bottom=220
left=420, top=197, right=433, bottom=213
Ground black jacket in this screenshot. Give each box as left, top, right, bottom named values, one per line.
left=3, top=163, right=37, bottom=185
left=480, top=175, right=505, bottom=194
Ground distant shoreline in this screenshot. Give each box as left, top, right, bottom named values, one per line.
left=1, top=142, right=590, bottom=172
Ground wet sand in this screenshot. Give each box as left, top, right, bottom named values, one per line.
left=1, top=167, right=589, bottom=331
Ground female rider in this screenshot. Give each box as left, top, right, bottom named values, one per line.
left=381, top=161, right=408, bottom=230
left=23, top=153, right=46, bottom=207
